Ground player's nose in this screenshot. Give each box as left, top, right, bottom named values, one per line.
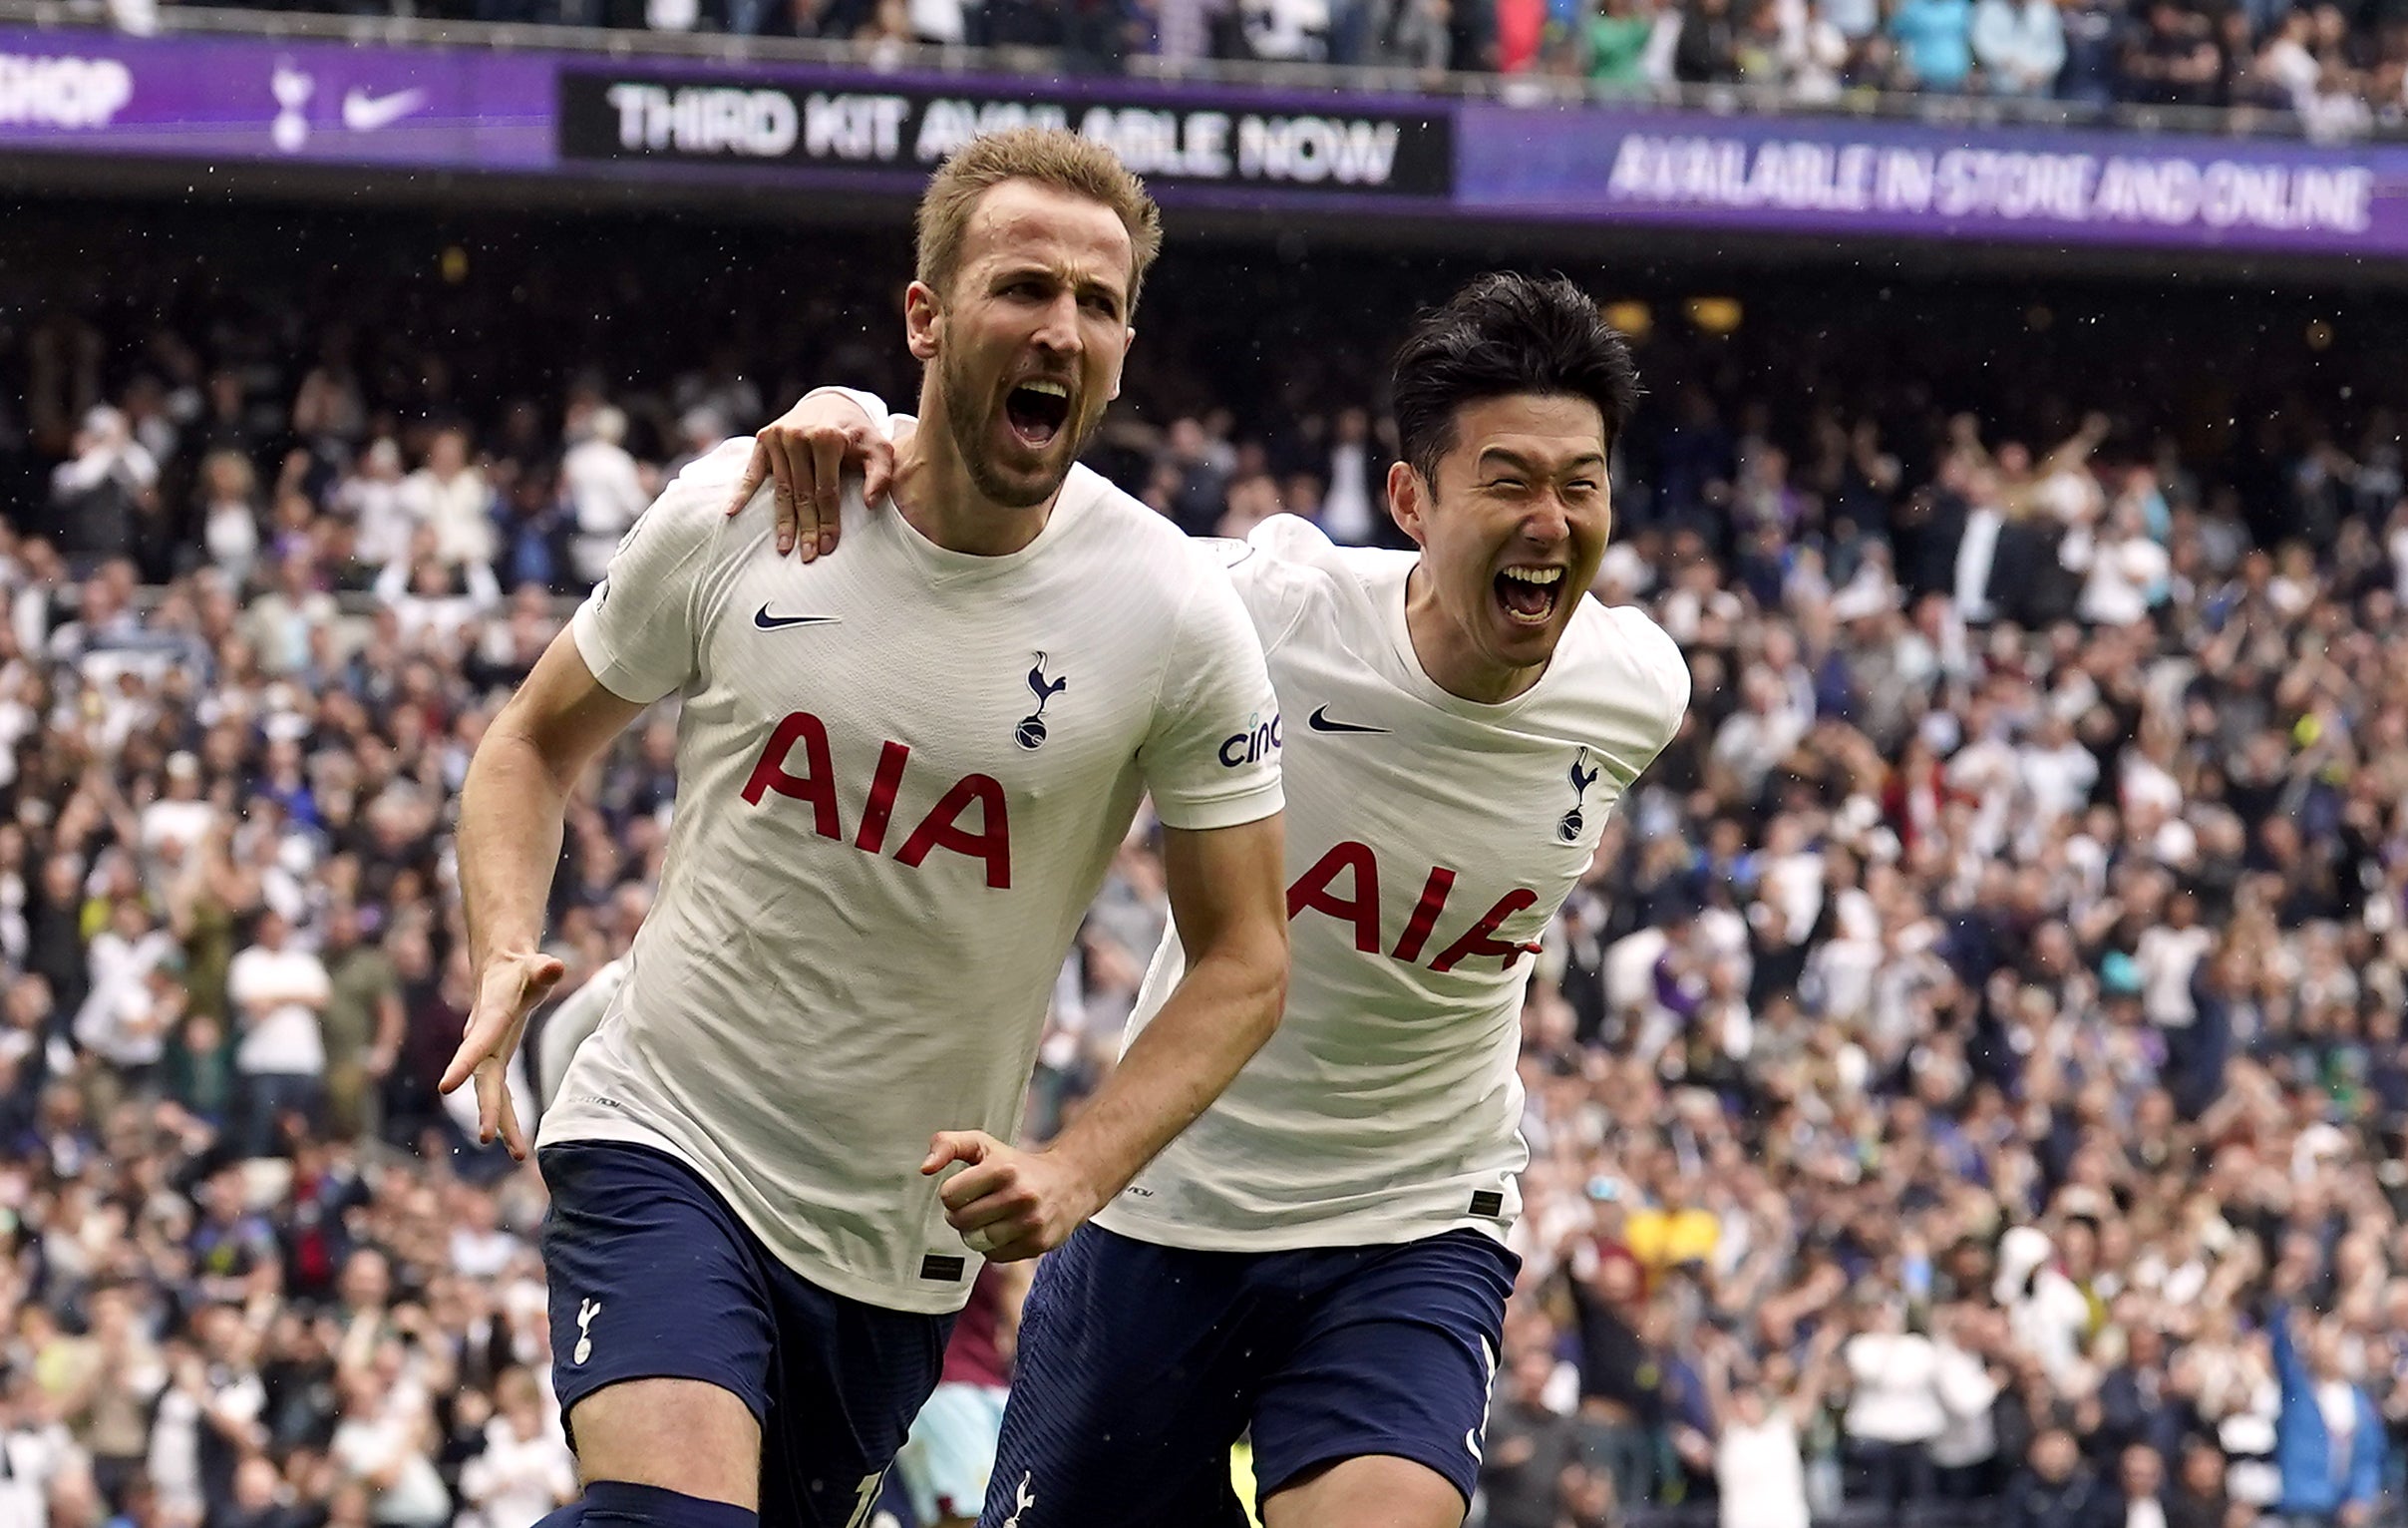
left=1029, top=291, right=1083, bottom=356
left=1519, top=493, right=1572, bottom=545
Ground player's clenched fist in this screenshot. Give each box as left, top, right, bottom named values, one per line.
left=439, top=949, right=565, bottom=1161
left=921, top=1130, right=1105, bottom=1263
left=723, top=392, right=895, bottom=562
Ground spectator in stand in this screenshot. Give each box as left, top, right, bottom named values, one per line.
left=2120, top=0, right=2223, bottom=104
left=1971, top=0, right=2065, bottom=91
left=2002, top=1427, right=2110, bottom=1528
left=1482, top=1345, right=1582, bottom=1528
left=334, top=440, right=416, bottom=575
left=1673, top=0, right=1742, bottom=79
left=1839, top=1293, right=1945, bottom=1508
left=395, top=427, right=494, bottom=573
left=194, top=450, right=262, bottom=591
left=1890, top=0, right=1977, bottom=87
left=560, top=406, right=648, bottom=588
left=48, top=408, right=159, bottom=572
left=453, top=1369, right=572, bottom=1528
left=2270, top=1301, right=2385, bottom=1527
left=1701, top=1325, right=1839, bottom=1528
left=319, top=901, right=402, bottom=1145
left=225, top=910, right=329, bottom=1159
left=1586, top=0, right=1666, bottom=83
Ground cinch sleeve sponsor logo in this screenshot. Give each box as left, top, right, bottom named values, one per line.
left=1217, top=711, right=1282, bottom=767
left=0, top=54, right=135, bottom=130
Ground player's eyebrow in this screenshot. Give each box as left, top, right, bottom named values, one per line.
left=1476, top=447, right=1606, bottom=476
left=992, top=262, right=1125, bottom=313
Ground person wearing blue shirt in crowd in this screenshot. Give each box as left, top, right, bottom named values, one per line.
left=1890, top=0, right=1975, bottom=86
left=2271, top=1300, right=2386, bottom=1527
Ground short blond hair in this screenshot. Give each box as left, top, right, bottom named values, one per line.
left=914, top=128, right=1165, bottom=314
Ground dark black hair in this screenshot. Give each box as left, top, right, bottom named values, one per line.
left=1389, top=272, right=1642, bottom=485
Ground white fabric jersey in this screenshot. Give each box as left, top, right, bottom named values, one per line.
left=537, top=440, right=1283, bottom=1314
left=1095, top=515, right=1688, bottom=1251
left=535, top=958, right=627, bottom=1113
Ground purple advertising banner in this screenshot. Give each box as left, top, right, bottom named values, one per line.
left=1459, top=101, right=2408, bottom=257
left=3, top=22, right=2406, bottom=259
left=0, top=28, right=552, bottom=167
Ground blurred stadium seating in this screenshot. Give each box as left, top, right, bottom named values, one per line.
left=18, top=0, right=2408, bottom=138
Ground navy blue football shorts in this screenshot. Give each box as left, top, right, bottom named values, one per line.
left=539, top=1141, right=952, bottom=1528
left=977, top=1223, right=1519, bottom=1528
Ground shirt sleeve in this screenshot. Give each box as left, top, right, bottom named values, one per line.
left=1137, top=559, right=1284, bottom=833
left=1614, top=605, right=1693, bottom=757
left=809, top=387, right=893, bottom=439
left=568, top=460, right=729, bottom=705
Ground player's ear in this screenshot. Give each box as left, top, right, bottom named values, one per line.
left=1386, top=459, right=1430, bottom=550
left=904, top=280, right=942, bottom=363
left=1110, top=327, right=1135, bottom=400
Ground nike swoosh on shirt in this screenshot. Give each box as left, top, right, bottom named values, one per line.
left=1306, top=704, right=1389, bottom=735
left=754, top=605, right=843, bottom=630
left=341, top=87, right=427, bottom=133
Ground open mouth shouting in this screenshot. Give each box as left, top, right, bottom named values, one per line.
left=1495, top=564, right=1566, bottom=627
left=1003, top=378, right=1073, bottom=451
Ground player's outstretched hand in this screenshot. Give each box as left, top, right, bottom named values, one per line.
left=722, top=392, right=893, bottom=563
left=439, top=949, right=565, bottom=1160
left=921, top=1130, right=1105, bottom=1263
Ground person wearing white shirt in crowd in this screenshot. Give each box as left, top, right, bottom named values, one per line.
left=1242, top=0, right=1331, bottom=59
left=139, top=753, right=220, bottom=876
left=562, top=406, right=652, bottom=587
left=1317, top=406, right=1378, bottom=546
left=376, top=529, right=504, bottom=652
left=449, top=1189, right=527, bottom=1282
left=1929, top=1306, right=2007, bottom=1494
left=2069, top=498, right=2171, bottom=627
left=459, top=1369, right=575, bottom=1528
left=338, top=439, right=418, bottom=572
left=0, top=1395, right=77, bottom=1528
left=329, top=1369, right=451, bottom=1528
left=397, top=425, right=495, bottom=571
left=193, top=450, right=259, bottom=588
left=225, top=909, right=330, bottom=1159
left=73, top=900, right=179, bottom=1079
left=1971, top=0, right=2066, bottom=92
left=1703, top=1325, right=1840, bottom=1528
left=1712, top=664, right=1809, bottom=799
left=2017, top=713, right=2099, bottom=831
left=241, top=552, right=341, bottom=678
left=2135, top=891, right=2213, bottom=1031
left=1996, top=1225, right=2094, bottom=1392
left=1841, top=1295, right=1945, bottom=1508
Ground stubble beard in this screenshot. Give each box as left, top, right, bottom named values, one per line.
left=937, top=347, right=1092, bottom=511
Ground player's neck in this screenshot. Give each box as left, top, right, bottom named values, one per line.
left=888, top=416, right=1056, bottom=559
left=1403, top=564, right=1545, bottom=705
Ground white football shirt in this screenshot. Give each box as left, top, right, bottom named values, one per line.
left=536, top=440, right=1282, bottom=1314
left=1094, top=514, right=1688, bottom=1252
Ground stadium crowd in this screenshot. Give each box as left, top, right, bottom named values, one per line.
left=2, top=231, right=2408, bottom=1528
left=174, top=0, right=2408, bottom=138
